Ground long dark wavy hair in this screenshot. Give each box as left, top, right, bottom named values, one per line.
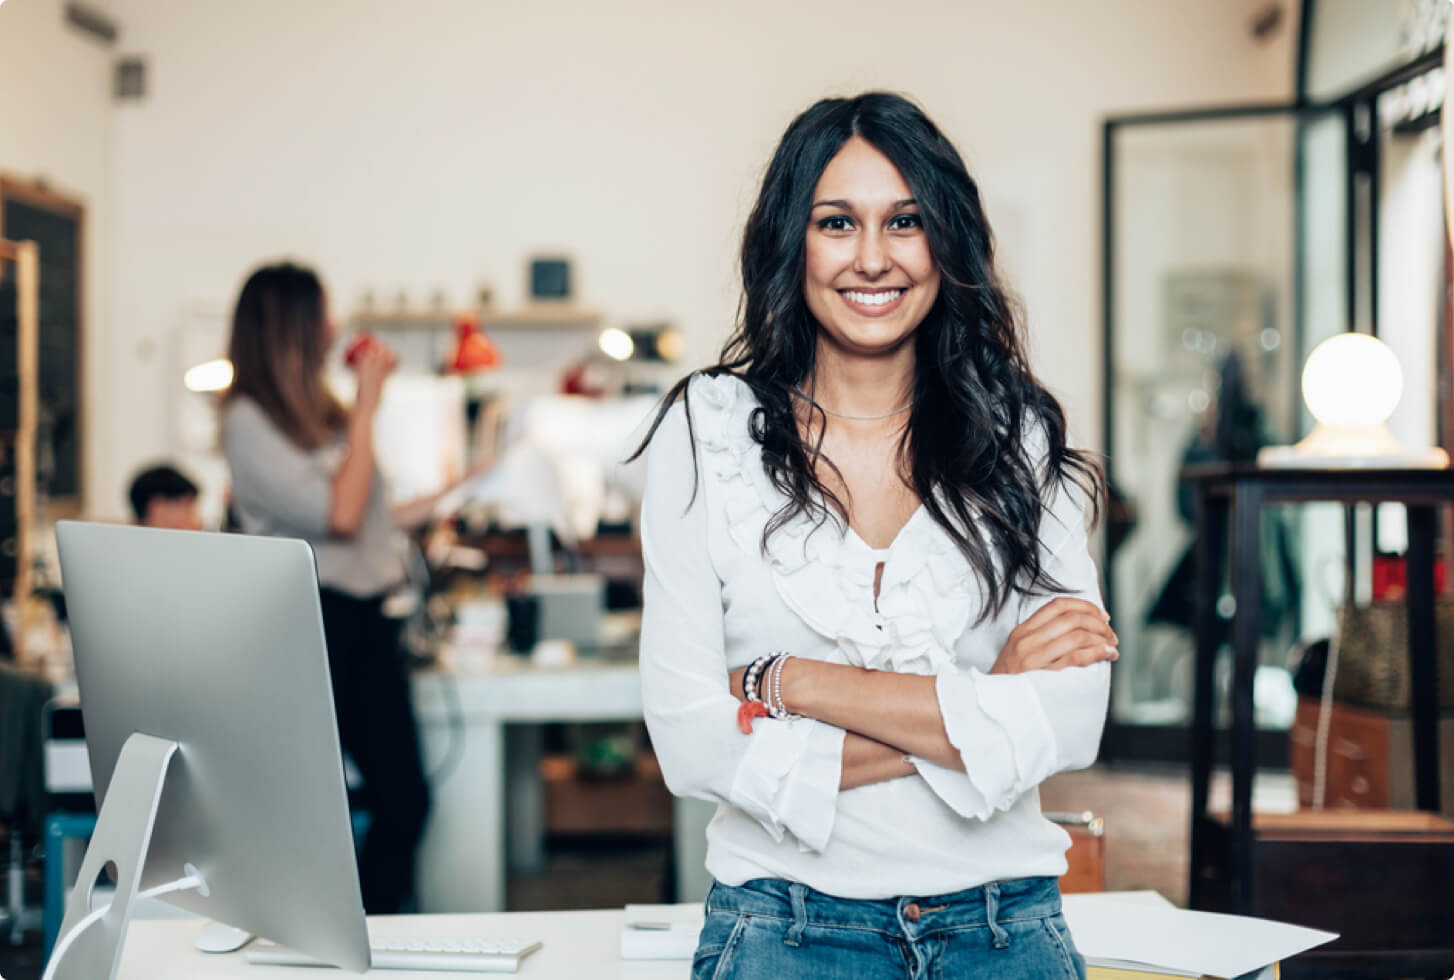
left=633, top=92, right=1103, bottom=619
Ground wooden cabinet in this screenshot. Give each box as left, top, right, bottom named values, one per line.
left=541, top=753, right=673, bottom=837
left=1056, top=817, right=1107, bottom=894
left=1198, top=810, right=1454, bottom=978
left=1290, top=696, right=1454, bottom=817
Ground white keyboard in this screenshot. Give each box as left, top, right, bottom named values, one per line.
left=246, top=933, right=543, bottom=972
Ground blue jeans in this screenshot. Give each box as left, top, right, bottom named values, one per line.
left=692, top=875, right=1086, bottom=980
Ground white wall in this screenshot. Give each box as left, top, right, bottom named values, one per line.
left=92, top=0, right=1294, bottom=519
left=0, top=0, right=115, bottom=516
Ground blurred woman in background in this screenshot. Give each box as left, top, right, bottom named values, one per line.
left=221, top=261, right=429, bottom=914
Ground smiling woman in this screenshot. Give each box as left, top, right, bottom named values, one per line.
left=629, top=92, right=1113, bottom=979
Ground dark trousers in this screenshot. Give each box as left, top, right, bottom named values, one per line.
left=319, top=588, right=431, bottom=914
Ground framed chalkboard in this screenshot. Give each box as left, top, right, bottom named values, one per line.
left=0, top=176, right=83, bottom=514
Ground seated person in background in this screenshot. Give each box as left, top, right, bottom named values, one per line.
left=127, top=463, right=203, bottom=531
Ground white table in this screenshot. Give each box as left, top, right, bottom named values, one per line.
left=116, top=909, right=688, bottom=979
left=111, top=893, right=1310, bottom=979
left=410, top=658, right=713, bottom=913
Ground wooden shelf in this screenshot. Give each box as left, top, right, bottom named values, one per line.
left=347, top=305, right=603, bottom=333
left=347, top=310, right=456, bottom=330
left=481, top=304, right=601, bottom=331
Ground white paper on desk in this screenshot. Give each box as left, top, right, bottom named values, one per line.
left=619, top=903, right=704, bottom=960
left=1062, top=894, right=1338, bottom=979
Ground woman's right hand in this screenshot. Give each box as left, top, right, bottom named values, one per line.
left=990, top=597, right=1118, bottom=675
left=352, top=343, right=397, bottom=411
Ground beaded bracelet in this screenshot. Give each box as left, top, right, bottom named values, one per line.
left=737, top=652, right=791, bottom=734
left=764, top=654, right=802, bottom=720
left=742, top=653, right=775, bottom=704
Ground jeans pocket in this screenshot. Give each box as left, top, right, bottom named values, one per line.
left=692, top=911, right=749, bottom=980
left=1042, top=913, right=1087, bottom=980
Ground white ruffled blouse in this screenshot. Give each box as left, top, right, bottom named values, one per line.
left=639, top=374, right=1110, bottom=899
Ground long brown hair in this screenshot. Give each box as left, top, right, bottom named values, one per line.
left=224, top=262, right=347, bottom=449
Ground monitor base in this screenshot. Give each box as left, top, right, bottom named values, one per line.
left=43, top=732, right=205, bottom=980
left=194, top=920, right=256, bottom=953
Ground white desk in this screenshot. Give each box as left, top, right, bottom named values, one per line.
left=411, top=658, right=713, bottom=913
left=111, top=894, right=1314, bottom=979
left=116, top=909, right=688, bottom=979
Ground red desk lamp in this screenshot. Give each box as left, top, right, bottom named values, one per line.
left=449, top=314, right=501, bottom=373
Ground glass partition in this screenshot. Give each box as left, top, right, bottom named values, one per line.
left=1101, top=4, right=1448, bottom=763
left=1305, top=0, right=1446, bottom=100
left=1106, top=113, right=1302, bottom=735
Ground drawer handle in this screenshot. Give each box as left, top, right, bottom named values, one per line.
left=1333, top=738, right=1367, bottom=759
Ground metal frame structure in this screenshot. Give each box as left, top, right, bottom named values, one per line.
left=1100, top=0, right=1447, bottom=763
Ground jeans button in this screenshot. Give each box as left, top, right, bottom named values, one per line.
left=904, top=902, right=921, bottom=922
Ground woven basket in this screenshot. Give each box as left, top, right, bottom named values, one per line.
left=1333, top=599, right=1454, bottom=712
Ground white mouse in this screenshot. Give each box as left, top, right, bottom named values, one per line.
left=194, top=921, right=255, bottom=953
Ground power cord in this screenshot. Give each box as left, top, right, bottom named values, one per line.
left=1309, top=550, right=1348, bottom=810
left=1311, top=622, right=1340, bottom=809
left=399, top=541, right=468, bottom=788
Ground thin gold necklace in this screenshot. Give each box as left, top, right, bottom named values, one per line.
left=792, top=387, right=912, bottom=421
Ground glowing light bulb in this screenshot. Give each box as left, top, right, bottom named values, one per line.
left=184, top=359, right=234, bottom=392
left=1300, top=333, right=1402, bottom=426
left=598, top=328, right=634, bottom=362
left=1259, top=332, right=1448, bottom=468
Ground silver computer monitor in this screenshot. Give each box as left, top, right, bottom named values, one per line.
left=53, top=521, right=370, bottom=973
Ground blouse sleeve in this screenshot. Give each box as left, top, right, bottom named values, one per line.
left=222, top=399, right=335, bottom=539
left=638, top=401, right=846, bottom=853
left=914, top=451, right=1111, bottom=820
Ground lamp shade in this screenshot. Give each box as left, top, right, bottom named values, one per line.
left=1258, top=331, right=1448, bottom=468
left=1300, top=333, right=1402, bottom=426
left=449, top=315, right=501, bottom=373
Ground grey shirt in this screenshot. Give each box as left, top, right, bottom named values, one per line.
left=222, top=397, right=407, bottom=598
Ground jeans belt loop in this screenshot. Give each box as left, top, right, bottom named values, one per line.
left=984, top=881, right=1011, bottom=950
left=784, top=882, right=808, bottom=947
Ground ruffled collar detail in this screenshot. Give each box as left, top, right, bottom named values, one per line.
left=691, top=374, right=980, bottom=675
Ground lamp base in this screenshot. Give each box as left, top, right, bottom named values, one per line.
left=1258, top=422, right=1450, bottom=469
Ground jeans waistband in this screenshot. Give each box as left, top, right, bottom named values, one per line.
left=706, top=875, right=1062, bottom=939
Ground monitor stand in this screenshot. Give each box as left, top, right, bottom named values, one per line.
left=43, top=732, right=207, bottom=980
left=194, top=920, right=255, bottom=952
